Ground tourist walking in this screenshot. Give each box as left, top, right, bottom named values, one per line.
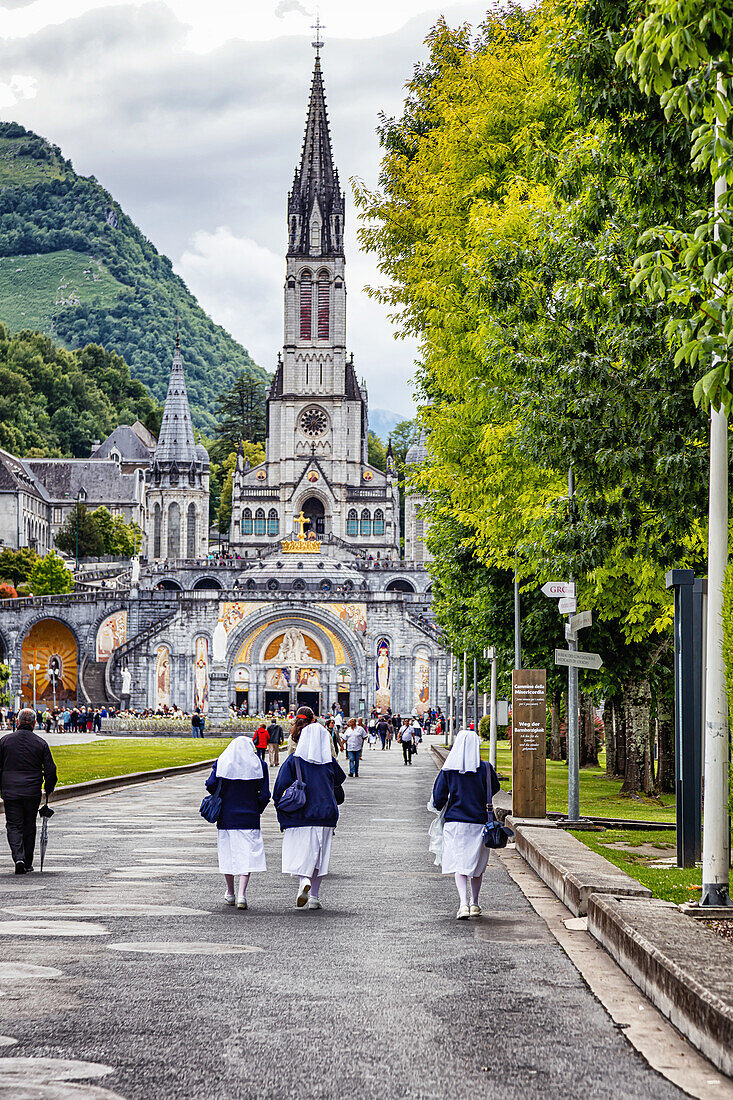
left=191, top=709, right=203, bottom=737
left=399, top=719, right=414, bottom=765
left=253, top=723, right=269, bottom=762
left=204, top=735, right=270, bottom=910
left=272, top=706, right=345, bottom=910
left=344, top=718, right=366, bottom=778
left=376, top=713, right=391, bottom=750
left=0, top=708, right=57, bottom=874
left=430, top=729, right=500, bottom=919
left=267, top=717, right=284, bottom=767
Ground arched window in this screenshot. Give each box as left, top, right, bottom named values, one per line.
left=186, top=503, right=196, bottom=558
left=241, top=508, right=252, bottom=535
left=300, top=273, right=312, bottom=340
left=310, top=218, right=321, bottom=252
left=317, top=273, right=329, bottom=340
left=373, top=508, right=385, bottom=536
left=267, top=508, right=279, bottom=536
left=360, top=509, right=372, bottom=537
left=167, top=502, right=180, bottom=559
left=254, top=508, right=266, bottom=536
left=346, top=509, right=358, bottom=537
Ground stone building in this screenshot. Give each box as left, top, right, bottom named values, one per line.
left=229, top=53, right=400, bottom=558
left=144, top=339, right=210, bottom=562
left=0, top=448, right=52, bottom=552
left=404, top=429, right=431, bottom=566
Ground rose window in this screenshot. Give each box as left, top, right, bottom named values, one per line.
left=299, top=408, right=328, bottom=437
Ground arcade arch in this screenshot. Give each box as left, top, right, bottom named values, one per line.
left=21, top=618, right=78, bottom=705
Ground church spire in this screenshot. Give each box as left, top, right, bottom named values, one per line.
left=154, top=339, right=196, bottom=465
left=288, top=49, right=345, bottom=257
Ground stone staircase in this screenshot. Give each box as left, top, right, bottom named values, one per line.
left=79, top=656, right=115, bottom=706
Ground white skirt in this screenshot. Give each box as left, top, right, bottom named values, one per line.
left=281, top=826, right=334, bottom=878
left=441, top=821, right=490, bottom=877
left=217, top=828, right=266, bottom=874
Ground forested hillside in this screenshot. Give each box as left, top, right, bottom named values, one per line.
left=0, top=123, right=268, bottom=430
left=0, top=325, right=159, bottom=457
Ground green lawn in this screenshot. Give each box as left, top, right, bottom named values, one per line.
left=481, top=742, right=676, bottom=824
left=570, top=828, right=700, bottom=905
left=52, top=738, right=232, bottom=787
left=0, top=250, right=123, bottom=337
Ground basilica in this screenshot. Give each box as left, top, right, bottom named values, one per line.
left=0, top=48, right=445, bottom=722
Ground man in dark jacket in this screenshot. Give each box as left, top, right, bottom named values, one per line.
left=0, top=708, right=57, bottom=874
left=267, top=718, right=284, bottom=767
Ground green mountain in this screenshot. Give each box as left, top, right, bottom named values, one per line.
left=0, top=122, right=268, bottom=431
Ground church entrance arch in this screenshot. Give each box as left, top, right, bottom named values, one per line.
left=301, top=496, right=325, bottom=537
left=21, top=619, right=78, bottom=705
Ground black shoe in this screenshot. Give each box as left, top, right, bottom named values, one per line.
left=14, top=861, right=26, bottom=875
left=25, top=866, right=34, bottom=873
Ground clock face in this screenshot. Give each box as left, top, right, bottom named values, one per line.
left=299, top=407, right=328, bottom=437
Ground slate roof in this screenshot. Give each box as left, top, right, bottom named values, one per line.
left=92, top=424, right=154, bottom=463
left=406, top=428, right=428, bottom=466
left=0, top=448, right=51, bottom=501
left=154, top=344, right=196, bottom=465
left=28, top=460, right=141, bottom=505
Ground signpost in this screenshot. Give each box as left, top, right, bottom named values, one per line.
left=558, top=596, right=577, bottom=615
left=554, top=649, right=603, bottom=671
left=570, top=610, right=592, bottom=633
left=541, top=581, right=576, bottom=599
left=511, top=669, right=547, bottom=818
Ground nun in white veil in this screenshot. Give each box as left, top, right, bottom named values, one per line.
left=431, top=730, right=500, bottom=920
left=272, top=707, right=346, bottom=910
left=205, top=734, right=270, bottom=910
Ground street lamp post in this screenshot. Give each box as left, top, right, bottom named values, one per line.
left=29, top=663, right=40, bottom=711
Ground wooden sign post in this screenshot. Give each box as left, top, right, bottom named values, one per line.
left=511, top=669, right=547, bottom=819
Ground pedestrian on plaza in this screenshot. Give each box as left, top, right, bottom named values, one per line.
left=205, top=734, right=270, bottom=910
left=399, top=719, right=414, bottom=766
left=325, top=717, right=343, bottom=756
left=344, top=718, right=366, bottom=778
left=367, top=722, right=377, bottom=750
left=267, top=716, right=284, bottom=767
left=191, top=709, right=202, bottom=738
left=430, top=729, right=500, bottom=920
left=376, top=713, right=390, bottom=751
left=253, top=723, right=269, bottom=762
left=272, top=706, right=345, bottom=910
left=0, top=708, right=57, bottom=874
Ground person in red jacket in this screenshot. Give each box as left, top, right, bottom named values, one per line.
left=253, top=725, right=269, bottom=762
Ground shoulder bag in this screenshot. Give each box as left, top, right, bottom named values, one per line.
left=275, top=756, right=307, bottom=813
left=481, top=766, right=514, bottom=849
left=199, top=777, right=223, bottom=824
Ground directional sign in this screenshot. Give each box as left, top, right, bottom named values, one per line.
left=565, top=624, right=578, bottom=643
left=558, top=597, right=577, bottom=615
left=554, top=649, right=603, bottom=671
left=570, top=610, right=592, bottom=632
left=541, top=581, right=576, bottom=599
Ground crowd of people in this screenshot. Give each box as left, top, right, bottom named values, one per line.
left=0, top=704, right=118, bottom=734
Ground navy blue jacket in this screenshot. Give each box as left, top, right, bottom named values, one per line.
left=205, top=760, right=270, bottom=830
left=272, top=754, right=346, bottom=831
left=432, top=761, right=500, bottom=824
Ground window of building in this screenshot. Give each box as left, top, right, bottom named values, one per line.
left=300, top=273, right=312, bottom=340
left=242, top=508, right=252, bottom=535
left=317, top=274, right=329, bottom=339
left=254, top=508, right=266, bottom=535
left=360, top=509, right=372, bottom=537
left=187, top=502, right=196, bottom=558
left=267, top=509, right=279, bottom=536
left=52, top=507, right=62, bottom=525
left=167, top=501, right=181, bottom=559
left=373, top=509, right=385, bottom=536
left=153, top=503, right=161, bottom=558
left=346, top=509, right=358, bottom=537
left=310, top=219, right=321, bottom=252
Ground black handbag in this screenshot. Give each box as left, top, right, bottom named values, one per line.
left=274, top=756, right=307, bottom=813
left=482, top=807, right=514, bottom=849
left=199, top=777, right=223, bottom=824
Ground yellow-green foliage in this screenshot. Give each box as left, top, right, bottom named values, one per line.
left=721, top=563, right=733, bottom=815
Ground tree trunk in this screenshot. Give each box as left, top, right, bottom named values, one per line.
left=604, top=700, right=615, bottom=777
left=656, top=695, right=676, bottom=794
left=549, top=691, right=562, bottom=761
left=579, top=694, right=599, bottom=767
left=621, top=679, right=654, bottom=796
left=614, top=697, right=626, bottom=779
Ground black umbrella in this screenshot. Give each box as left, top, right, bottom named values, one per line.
left=38, top=795, right=54, bottom=872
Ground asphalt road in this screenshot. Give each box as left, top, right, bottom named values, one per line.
left=0, top=739, right=687, bottom=1100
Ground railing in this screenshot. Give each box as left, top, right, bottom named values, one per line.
left=100, top=715, right=261, bottom=734
left=407, top=610, right=443, bottom=643
left=0, top=590, right=129, bottom=610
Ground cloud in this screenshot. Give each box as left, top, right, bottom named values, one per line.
left=274, top=0, right=311, bottom=18
left=0, top=73, right=37, bottom=109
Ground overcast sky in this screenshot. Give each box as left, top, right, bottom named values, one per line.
left=0, top=0, right=488, bottom=418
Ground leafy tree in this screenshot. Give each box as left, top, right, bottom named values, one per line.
left=89, top=507, right=142, bottom=555
left=54, top=503, right=104, bottom=558
left=0, top=547, right=38, bottom=586
left=0, top=583, right=17, bottom=600
left=28, top=551, right=73, bottom=595
left=367, top=431, right=387, bottom=471
left=217, top=442, right=267, bottom=534
left=212, top=373, right=267, bottom=462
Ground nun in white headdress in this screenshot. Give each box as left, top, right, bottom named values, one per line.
left=431, top=730, right=500, bottom=920
left=272, top=706, right=346, bottom=910
left=204, top=734, right=270, bottom=910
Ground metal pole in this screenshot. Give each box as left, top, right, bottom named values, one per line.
left=701, top=86, right=731, bottom=908
left=489, top=647, right=497, bottom=770
left=447, top=652, right=454, bottom=747
left=567, top=467, right=580, bottom=821
left=32, top=666, right=37, bottom=711
left=462, top=651, right=467, bottom=729
left=514, top=572, right=521, bottom=670
left=473, top=656, right=478, bottom=731
left=75, top=503, right=79, bottom=572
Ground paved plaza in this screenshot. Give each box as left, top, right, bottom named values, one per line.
left=0, top=742, right=687, bottom=1100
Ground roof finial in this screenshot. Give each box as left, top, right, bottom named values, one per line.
left=311, top=13, right=324, bottom=56
left=175, top=313, right=180, bottom=351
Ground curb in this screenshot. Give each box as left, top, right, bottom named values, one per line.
left=588, top=894, right=733, bottom=1078
left=0, top=758, right=217, bottom=815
